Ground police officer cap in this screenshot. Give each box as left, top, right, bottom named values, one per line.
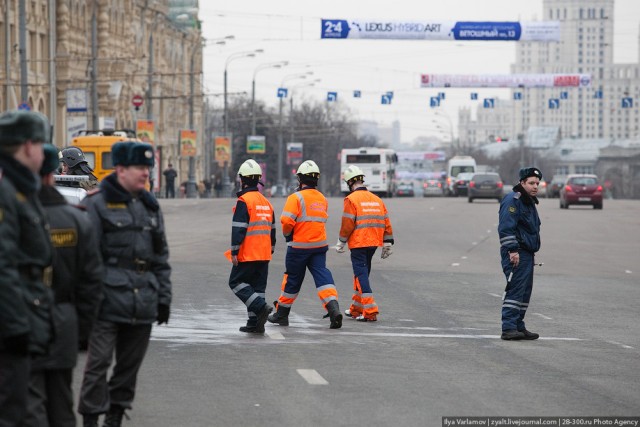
left=519, top=167, right=543, bottom=181
left=0, top=110, right=50, bottom=146
left=40, top=144, right=61, bottom=176
left=60, top=146, right=87, bottom=167
left=112, top=141, right=154, bottom=167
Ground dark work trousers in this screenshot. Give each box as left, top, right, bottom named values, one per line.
left=0, top=351, right=29, bottom=427
left=500, top=249, right=535, bottom=332
left=350, top=247, right=377, bottom=294
left=282, top=247, right=336, bottom=305
left=24, top=369, right=75, bottom=427
left=166, top=182, right=175, bottom=199
left=78, top=320, right=152, bottom=415
left=229, top=261, right=269, bottom=327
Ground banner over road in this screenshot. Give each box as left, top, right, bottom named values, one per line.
left=420, top=74, right=592, bottom=88
left=321, top=20, right=560, bottom=41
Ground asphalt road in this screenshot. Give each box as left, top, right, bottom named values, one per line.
left=73, top=195, right=640, bottom=426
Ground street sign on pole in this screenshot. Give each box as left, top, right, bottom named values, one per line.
left=132, top=94, right=144, bottom=111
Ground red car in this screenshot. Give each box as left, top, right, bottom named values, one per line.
left=559, top=174, right=603, bottom=209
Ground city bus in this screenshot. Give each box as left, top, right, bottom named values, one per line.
left=340, top=147, right=398, bottom=197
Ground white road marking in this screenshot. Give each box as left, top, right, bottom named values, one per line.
left=451, top=263, right=460, bottom=267
left=461, top=256, right=468, bottom=260
left=472, top=242, right=478, bottom=245
left=533, top=313, right=553, bottom=320
left=488, top=293, right=502, bottom=298
left=607, top=340, right=635, bottom=350
left=266, top=331, right=285, bottom=340
left=296, top=329, right=583, bottom=341
left=297, top=369, right=328, bottom=385
left=625, top=270, right=632, bottom=274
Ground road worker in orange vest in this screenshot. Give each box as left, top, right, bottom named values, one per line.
left=335, top=165, right=394, bottom=322
left=268, top=160, right=343, bottom=329
left=227, top=159, right=275, bottom=333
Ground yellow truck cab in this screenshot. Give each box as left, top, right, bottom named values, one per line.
left=69, top=129, right=138, bottom=181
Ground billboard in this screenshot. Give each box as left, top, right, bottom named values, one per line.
left=136, top=120, right=155, bottom=144
left=247, top=135, right=266, bottom=154
left=179, top=130, right=197, bottom=157
left=215, top=136, right=231, bottom=167
left=286, top=142, right=303, bottom=166
left=420, top=74, right=592, bottom=88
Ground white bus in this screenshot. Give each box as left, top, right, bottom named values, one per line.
left=340, top=147, right=398, bottom=197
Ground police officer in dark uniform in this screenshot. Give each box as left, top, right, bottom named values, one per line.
left=498, top=167, right=543, bottom=341
left=60, top=146, right=99, bottom=190
left=23, top=144, right=104, bottom=427
left=78, top=141, right=172, bottom=427
left=0, top=110, right=54, bottom=427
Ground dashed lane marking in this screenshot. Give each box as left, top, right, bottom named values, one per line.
left=294, top=329, right=583, bottom=341
left=266, top=331, right=285, bottom=340
left=488, top=293, right=502, bottom=298
left=533, top=313, right=553, bottom=320
left=297, top=369, right=328, bottom=385
left=607, top=340, right=635, bottom=350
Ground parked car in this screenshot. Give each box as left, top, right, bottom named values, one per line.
left=468, top=173, right=504, bottom=202
left=452, top=172, right=475, bottom=197
left=423, top=179, right=443, bottom=197
left=547, top=175, right=567, bottom=198
left=559, top=174, right=603, bottom=209
left=395, top=183, right=415, bottom=197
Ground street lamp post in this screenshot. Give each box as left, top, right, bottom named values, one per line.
left=277, top=72, right=314, bottom=186
left=251, top=61, right=288, bottom=136
left=289, top=79, right=321, bottom=142
left=222, top=49, right=263, bottom=196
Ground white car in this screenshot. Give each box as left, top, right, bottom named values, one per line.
left=54, top=175, right=89, bottom=205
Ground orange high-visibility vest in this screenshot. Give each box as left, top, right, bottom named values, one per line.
left=235, top=191, right=275, bottom=261
left=339, top=188, right=393, bottom=249
left=281, top=188, right=329, bottom=249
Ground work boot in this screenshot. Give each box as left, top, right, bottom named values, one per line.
left=254, top=304, right=273, bottom=333
left=83, top=415, right=99, bottom=427
left=103, top=405, right=125, bottom=427
left=239, top=325, right=258, bottom=333
left=519, top=329, right=540, bottom=340
left=326, top=300, right=343, bottom=329
left=501, top=330, right=525, bottom=340
left=356, top=314, right=377, bottom=322
left=267, top=302, right=290, bottom=326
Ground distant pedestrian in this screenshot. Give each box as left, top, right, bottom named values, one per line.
left=268, top=160, right=343, bottom=329
left=78, top=142, right=172, bottom=427
left=335, top=165, right=394, bottom=322
left=498, top=167, right=542, bottom=341
left=227, top=159, right=275, bottom=333
left=0, top=110, right=54, bottom=427
left=163, top=163, right=177, bottom=198
left=24, top=144, right=103, bottom=427
left=214, top=177, right=223, bottom=198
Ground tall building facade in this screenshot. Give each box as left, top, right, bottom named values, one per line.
left=0, top=0, right=204, bottom=187
left=512, top=0, right=639, bottom=140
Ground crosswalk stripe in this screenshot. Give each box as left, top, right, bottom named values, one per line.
left=297, top=369, right=328, bottom=385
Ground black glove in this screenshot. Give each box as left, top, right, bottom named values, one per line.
left=157, top=304, right=170, bottom=325
left=4, top=333, right=29, bottom=356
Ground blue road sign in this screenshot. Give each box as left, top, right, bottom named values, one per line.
left=483, top=98, right=495, bottom=108
left=548, top=98, right=560, bottom=109
left=430, top=97, right=440, bottom=108
left=452, top=22, right=522, bottom=41
left=353, top=90, right=361, bottom=98
left=622, top=97, right=633, bottom=108
left=594, top=90, right=603, bottom=99
left=386, top=91, right=394, bottom=99
left=327, top=92, right=338, bottom=102
left=470, top=93, right=478, bottom=100
left=18, top=102, right=31, bottom=111
left=513, top=92, right=522, bottom=100
left=381, top=94, right=392, bottom=105
left=560, top=91, right=568, bottom=99
left=438, top=92, right=446, bottom=100
left=277, top=88, right=288, bottom=98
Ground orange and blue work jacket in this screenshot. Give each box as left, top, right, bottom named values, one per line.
left=281, top=187, right=329, bottom=250
left=231, top=188, right=276, bottom=261
left=339, top=187, right=394, bottom=249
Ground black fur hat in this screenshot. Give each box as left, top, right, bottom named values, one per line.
left=39, top=144, right=60, bottom=176
left=0, top=110, right=50, bottom=146
left=112, top=141, right=154, bottom=167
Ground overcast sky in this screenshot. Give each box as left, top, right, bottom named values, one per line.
left=199, top=0, right=640, bottom=143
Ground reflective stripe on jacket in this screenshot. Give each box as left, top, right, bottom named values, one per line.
left=281, top=188, right=328, bottom=249
left=339, top=188, right=393, bottom=249
left=232, top=189, right=275, bottom=261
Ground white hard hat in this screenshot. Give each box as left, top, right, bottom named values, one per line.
left=343, top=165, right=365, bottom=184
left=296, top=160, right=320, bottom=176
left=238, top=159, right=262, bottom=177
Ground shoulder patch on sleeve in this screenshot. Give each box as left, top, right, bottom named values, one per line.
left=513, top=192, right=522, bottom=199
left=508, top=206, right=517, bottom=213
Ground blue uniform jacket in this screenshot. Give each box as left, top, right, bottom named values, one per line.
left=498, top=184, right=541, bottom=254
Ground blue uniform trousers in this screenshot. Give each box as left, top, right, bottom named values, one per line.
left=281, top=247, right=336, bottom=306
left=351, top=247, right=376, bottom=294
left=501, top=249, right=535, bottom=331
left=228, top=261, right=269, bottom=327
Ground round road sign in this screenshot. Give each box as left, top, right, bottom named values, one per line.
left=132, top=95, right=144, bottom=107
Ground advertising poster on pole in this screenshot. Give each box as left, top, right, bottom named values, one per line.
left=180, top=130, right=197, bottom=157
left=247, top=135, right=266, bottom=154
left=215, top=136, right=231, bottom=166
left=286, top=142, right=303, bottom=166
left=136, top=120, right=155, bottom=144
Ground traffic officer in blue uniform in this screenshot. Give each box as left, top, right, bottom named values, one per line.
left=78, top=141, right=172, bottom=427
left=0, top=110, right=54, bottom=427
left=24, top=144, right=103, bottom=427
left=498, top=167, right=542, bottom=341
